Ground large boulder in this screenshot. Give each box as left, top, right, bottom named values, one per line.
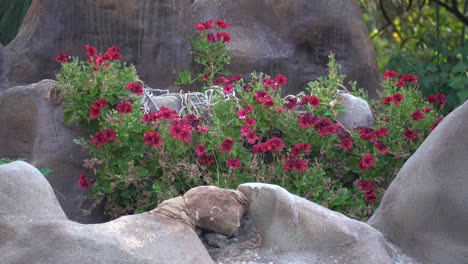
left=1, top=0, right=380, bottom=98
left=235, top=183, right=417, bottom=264
left=0, top=0, right=192, bottom=91
left=193, top=0, right=381, bottom=97
left=0, top=44, right=7, bottom=88
left=368, top=101, right=468, bottom=264
left=0, top=80, right=106, bottom=223
left=0, top=161, right=213, bottom=264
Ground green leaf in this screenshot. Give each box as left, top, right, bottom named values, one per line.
left=39, top=168, right=52, bottom=176
left=175, top=71, right=193, bottom=85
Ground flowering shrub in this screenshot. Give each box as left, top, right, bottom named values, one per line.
left=55, top=20, right=445, bottom=220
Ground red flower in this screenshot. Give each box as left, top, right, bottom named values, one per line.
left=356, top=180, right=378, bottom=204
left=364, top=193, right=379, bottom=204
left=254, top=90, right=270, bottom=103
left=411, top=109, right=425, bottom=121
left=55, top=53, right=70, bottom=63
left=383, top=70, right=398, bottom=79
left=275, top=108, right=283, bottom=114
left=203, top=19, right=213, bottom=29
left=214, top=76, right=230, bottom=84
left=216, top=32, right=231, bottom=43
left=78, top=174, right=91, bottom=190
left=244, top=129, right=259, bottom=144
left=92, top=129, right=116, bottom=147
left=373, top=141, right=389, bottom=154
left=275, top=74, right=287, bottom=86
left=198, top=154, right=214, bottom=165
left=381, top=96, right=392, bottom=105
left=397, top=80, right=406, bottom=88
left=237, top=106, right=254, bottom=119
left=220, top=139, right=235, bottom=152
left=423, top=107, right=432, bottom=113
left=283, top=97, right=298, bottom=110
left=356, top=180, right=376, bottom=195
left=170, top=120, right=192, bottom=142
left=358, top=153, right=375, bottom=170
left=298, top=113, right=318, bottom=129
left=226, top=158, right=241, bottom=170
left=102, top=46, right=122, bottom=61
left=400, top=74, right=419, bottom=83
left=244, top=117, right=256, bottom=127
left=391, top=93, right=405, bottom=106
left=427, top=93, right=447, bottom=104
left=356, top=126, right=375, bottom=140
left=215, top=19, right=229, bottom=29
left=283, top=158, right=308, bottom=172
left=89, top=106, right=101, bottom=120
left=223, top=83, right=234, bottom=94
left=159, top=106, right=178, bottom=121
left=339, top=138, right=353, bottom=150
left=263, top=78, right=274, bottom=88
left=84, top=45, right=97, bottom=57
left=125, top=82, right=143, bottom=96
left=261, top=137, right=285, bottom=153
left=374, top=127, right=389, bottom=138
left=300, top=95, right=321, bottom=108
left=195, top=145, right=208, bottom=156
left=196, top=23, right=206, bottom=31
left=116, top=100, right=132, bottom=114
left=403, top=129, right=418, bottom=141
left=289, top=142, right=311, bottom=158
left=144, top=131, right=163, bottom=148
left=314, top=118, right=337, bottom=136
left=89, top=99, right=108, bottom=120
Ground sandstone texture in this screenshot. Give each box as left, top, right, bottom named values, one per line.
left=1, top=0, right=380, bottom=98
left=193, top=0, right=381, bottom=97
left=0, top=161, right=213, bottom=264
left=184, top=186, right=248, bottom=237
left=0, top=80, right=106, bottom=223
left=368, top=100, right=468, bottom=264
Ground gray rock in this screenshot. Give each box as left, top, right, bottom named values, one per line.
left=368, top=100, right=468, bottom=264
left=193, top=0, right=381, bottom=97
left=0, top=44, right=7, bottom=89
left=2, top=0, right=380, bottom=99
left=1, top=0, right=192, bottom=91
left=184, top=186, right=248, bottom=237
left=0, top=80, right=106, bottom=223
left=204, top=232, right=229, bottom=248
left=336, top=92, right=374, bottom=130
left=0, top=161, right=214, bottom=264
left=236, top=183, right=418, bottom=264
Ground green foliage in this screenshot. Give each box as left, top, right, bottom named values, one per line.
left=360, top=0, right=468, bottom=111
left=0, top=0, right=32, bottom=45
left=57, top=20, right=445, bottom=221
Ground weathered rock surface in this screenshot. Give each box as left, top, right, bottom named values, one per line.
left=0, top=80, right=106, bottom=223
left=184, top=186, right=248, bottom=237
left=0, top=161, right=214, bottom=264
left=0, top=0, right=192, bottom=91
left=234, top=183, right=418, bottom=264
left=368, top=100, right=468, bottom=264
left=193, top=0, right=381, bottom=97
left=336, top=92, right=375, bottom=130
left=1, top=0, right=380, bottom=98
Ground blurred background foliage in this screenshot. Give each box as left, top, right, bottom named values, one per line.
left=0, top=0, right=31, bottom=46
left=360, top=0, right=468, bottom=111
left=1, top=0, right=466, bottom=110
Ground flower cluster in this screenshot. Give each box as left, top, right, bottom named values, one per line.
left=55, top=53, right=71, bottom=63
left=92, top=129, right=117, bottom=147
left=252, top=137, right=285, bottom=153
left=89, top=98, right=108, bottom=120
left=125, top=82, right=143, bottom=96
left=356, top=180, right=378, bottom=204
left=215, top=74, right=243, bottom=94
left=226, top=158, right=241, bottom=170
left=144, top=131, right=163, bottom=148
left=77, top=173, right=95, bottom=191
left=196, top=19, right=231, bottom=43
left=427, top=93, right=447, bottom=104
left=141, top=106, right=178, bottom=124
left=358, top=153, right=375, bottom=171
left=381, top=93, right=405, bottom=106
left=116, top=100, right=132, bottom=114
